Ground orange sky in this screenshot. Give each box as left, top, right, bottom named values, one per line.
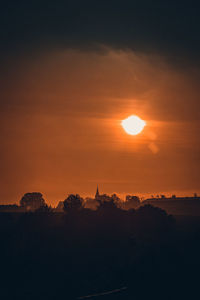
left=1, top=49, right=200, bottom=205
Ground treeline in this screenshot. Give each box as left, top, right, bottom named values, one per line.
left=1, top=192, right=199, bottom=214
left=1, top=193, right=200, bottom=299
left=0, top=192, right=141, bottom=212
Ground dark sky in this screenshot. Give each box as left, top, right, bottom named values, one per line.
left=1, top=1, right=200, bottom=62
left=1, top=1, right=200, bottom=204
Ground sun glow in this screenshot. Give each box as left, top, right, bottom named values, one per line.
left=121, top=115, right=146, bottom=135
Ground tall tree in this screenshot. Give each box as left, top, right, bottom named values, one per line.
left=63, top=194, right=84, bottom=213
left=20, top=192, right=46, bottom=211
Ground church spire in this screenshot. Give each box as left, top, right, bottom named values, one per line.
left=95, top=185, right=99, bottom=199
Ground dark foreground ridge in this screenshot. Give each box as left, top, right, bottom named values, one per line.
left=77, top=286, right=127, bottom=299
left=1, top=192, right=200, bottom=299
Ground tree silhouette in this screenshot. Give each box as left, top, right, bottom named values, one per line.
left=97, top=197, right=118, bottom=212
left=125, top=195, right=140, bottom=209
left=111, top=193, right=121, bottom=206
left=20, top=192, right=46, bottom=211
left=34, top=204, right=53, bottom=214
left=133, top=204, right=175, bottom=238
left=63, top=194, right=84, bottom=213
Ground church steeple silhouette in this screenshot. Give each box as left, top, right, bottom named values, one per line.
left=95, top=185, right=99, bottom=199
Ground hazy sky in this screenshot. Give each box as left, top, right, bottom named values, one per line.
left=1, top=1, right=200, bottom=205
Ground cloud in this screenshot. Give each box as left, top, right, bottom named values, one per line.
left=1, top=1, right=200, bottom=66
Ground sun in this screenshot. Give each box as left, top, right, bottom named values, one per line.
left=121, top=115, right=146, bottom=135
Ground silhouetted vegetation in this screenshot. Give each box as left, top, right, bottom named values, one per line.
left=1, top=192, right=200, bottom=299
left=20, top=192, right=46, bottom=211
left=63, top=194, right=84, bottom=213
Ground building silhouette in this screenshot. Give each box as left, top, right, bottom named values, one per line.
left=95, top=185, right=100, bottom=200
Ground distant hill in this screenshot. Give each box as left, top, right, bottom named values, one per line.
left=142, top=197, right=200, bottom=216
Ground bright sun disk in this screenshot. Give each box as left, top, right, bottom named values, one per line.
left=121, top=115, right=146, bottom=135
